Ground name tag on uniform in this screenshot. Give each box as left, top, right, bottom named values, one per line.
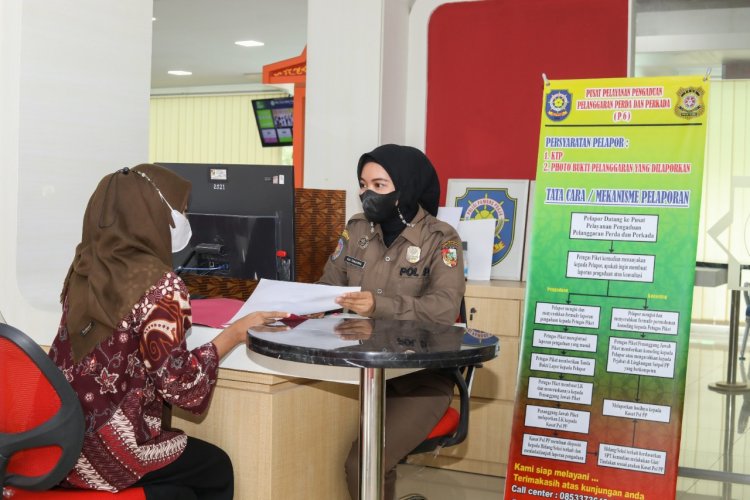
left=345, top=256, right=366, bottom=268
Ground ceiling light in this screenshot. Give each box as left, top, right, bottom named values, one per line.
left=152, top=17, right=156, bottom=21
left=235, top=40, right=264, bottom=48
left=167, top=70, right=192, bottom=76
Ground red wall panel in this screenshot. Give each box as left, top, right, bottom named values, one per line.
left=426, top=0, right=629, bottom=203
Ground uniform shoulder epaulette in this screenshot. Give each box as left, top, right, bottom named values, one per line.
left=426, top=215, right=457, bottom=237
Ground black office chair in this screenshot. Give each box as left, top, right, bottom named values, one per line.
left=408, top=365, right=477, bottom=455
left=408, top=298, right=480, bottom=455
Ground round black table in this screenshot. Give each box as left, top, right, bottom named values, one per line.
left=247, top=317, right=499, bottom=500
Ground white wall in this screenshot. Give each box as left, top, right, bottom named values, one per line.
left=304, top=0, right=480, bottom=218
left=380, top=0, right=411, bottom=146
left=304, top=0, right=385, bottom=217
left=305, top=0, right=418, bottom=218
left=0, top=0, right=152, bottom=344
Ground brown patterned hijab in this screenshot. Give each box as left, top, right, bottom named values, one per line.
left=62, top=164, right=191, bottom=361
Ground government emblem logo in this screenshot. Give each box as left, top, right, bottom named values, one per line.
left=441, top=241, right=459, bottom=268
left=674, top=86, right=705, bottom=119
left=545, top=89, right=572, bottom=122
left=455, top=189, right=517, bottom=266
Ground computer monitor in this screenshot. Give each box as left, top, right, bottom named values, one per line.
left=178, top=213, right=277, bottom=280
left=158, top=163, right=295, bottom=281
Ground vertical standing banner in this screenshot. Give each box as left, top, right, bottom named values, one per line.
left=504, top=76, right=709, bottom=500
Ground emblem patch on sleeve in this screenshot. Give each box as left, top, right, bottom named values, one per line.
left=331, top=230, right=349, bottom=261
left=332, top=237, right=344, bottom=261
left=441, top=240, right=460, bottom=268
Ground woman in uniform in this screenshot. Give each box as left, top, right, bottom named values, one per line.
left=318, top=144, right=465, bottom=500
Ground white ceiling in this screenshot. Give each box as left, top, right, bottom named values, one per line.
left=151, top=0, right=307, bottom=89
left=150, top=0, right=750, bottom=91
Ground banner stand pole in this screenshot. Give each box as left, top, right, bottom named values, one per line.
left=710, top=288, right=750, bottom=392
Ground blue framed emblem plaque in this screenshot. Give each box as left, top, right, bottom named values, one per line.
left=447, top=179, right=530, bottom=280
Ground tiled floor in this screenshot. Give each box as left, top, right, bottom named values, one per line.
left=395, top=324, right=750, bottom=500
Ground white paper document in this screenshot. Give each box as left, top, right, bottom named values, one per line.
left=457, top=219, right=496, bottom=281
left=229, top=279, right=361, bottom=323
left=436, top=206, right=463, bottom=231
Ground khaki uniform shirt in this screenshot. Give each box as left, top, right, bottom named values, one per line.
left=318, top=207, right=466, bottom=325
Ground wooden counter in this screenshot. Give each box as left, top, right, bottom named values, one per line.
left=175, top=280, right=528, bottom=496
left=172, top=368, right=359, bottom=499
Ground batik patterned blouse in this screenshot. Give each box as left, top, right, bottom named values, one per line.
left=48, top=272, right=219, bottom=492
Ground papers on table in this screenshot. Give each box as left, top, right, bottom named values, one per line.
left=250, top=317, right=361, bottom=350
left=229, top=279, right=361, bottom=323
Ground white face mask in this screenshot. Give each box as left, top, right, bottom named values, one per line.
left=160, top=194, right=192, bottom=253
left=170, top=209, right=193, bottom=253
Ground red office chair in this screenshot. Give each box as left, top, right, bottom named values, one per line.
left=408, top=365, right=477, bottom=455
left=0, top=323, right=145, bottom=499
left=408, top=299, right=480, bottom=455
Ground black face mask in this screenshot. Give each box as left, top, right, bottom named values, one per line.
left=360, top=190, right=399, bottom=223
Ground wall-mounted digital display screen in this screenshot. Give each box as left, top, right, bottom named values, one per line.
left=252, top=97, right=293, bottom=147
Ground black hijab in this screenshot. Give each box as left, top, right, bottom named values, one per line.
left=357, top=144, right=440, bottom=246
